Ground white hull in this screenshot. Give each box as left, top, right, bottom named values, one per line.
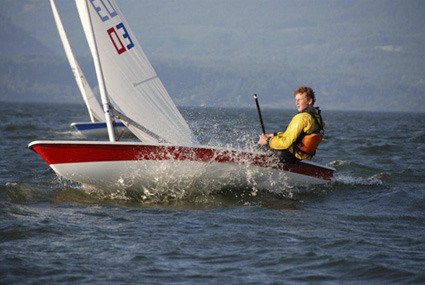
left=29, top=141, right=335, bottom=194
left=52, top=159, right=327, bottom=192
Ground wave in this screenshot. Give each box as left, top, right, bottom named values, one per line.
left=329, top=160, right=385, bottom=186
left=332, top=173, right=384, bottom=186
left=330, top=159, right=381, bottom=174
left=0, top=182, right=58, bottom=204
left=1, top=182, right=36, bottom=203
left=1, top=177, right=317, bottom=210
left=410, top=132, right=425, bottom=143
left=2, top=123, right=39, bottom=132
left=356, top=143, right=399, bottom=155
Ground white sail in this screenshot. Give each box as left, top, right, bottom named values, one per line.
left=50, top=0, right=104, bottom=122
left=75, top=0, right=196, bottom=146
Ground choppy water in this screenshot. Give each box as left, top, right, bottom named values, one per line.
left=1, top=101, right=424, bottom=284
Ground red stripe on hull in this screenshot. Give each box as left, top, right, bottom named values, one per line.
left=29, top=142, right=334, bottom=181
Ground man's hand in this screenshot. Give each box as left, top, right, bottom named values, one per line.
left=258, top=133, right=273, bottom=145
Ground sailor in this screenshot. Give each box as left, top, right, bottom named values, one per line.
left=257, top=86, right=324, bottom=163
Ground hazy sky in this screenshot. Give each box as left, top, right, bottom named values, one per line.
left=1, top=0, right=425, bottom=111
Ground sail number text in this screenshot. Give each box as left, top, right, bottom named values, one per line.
left=90, top=0, right=134, bottom=55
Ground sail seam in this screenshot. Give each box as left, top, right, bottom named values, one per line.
left=133, top=76, right=158, bottom=87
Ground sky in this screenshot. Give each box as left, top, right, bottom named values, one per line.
left=1, top=0, right=425, bottom=112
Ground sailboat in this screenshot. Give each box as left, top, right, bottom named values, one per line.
left=29, top=0, right=334, bottom=193
left=50, top=0, right=126, bottom=137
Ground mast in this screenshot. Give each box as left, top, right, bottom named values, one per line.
left=78, top=0, right=116, bottom=141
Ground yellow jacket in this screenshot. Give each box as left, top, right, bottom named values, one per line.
left=268, top=111, right=322, bottom=160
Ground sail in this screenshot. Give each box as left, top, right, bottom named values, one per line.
left=50, top=0, right=104, bottom=122
left=75, top=0, right=196, bottom=146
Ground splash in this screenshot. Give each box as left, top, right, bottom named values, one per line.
left=63, top=145, right=309, bottom=204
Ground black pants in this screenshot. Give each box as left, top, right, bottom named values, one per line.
left=275, top=149, right=299, bottom=164
left=257, top=146, right=299, bottom=164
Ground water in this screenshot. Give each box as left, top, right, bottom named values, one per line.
left=1, top=101, right=424, bottom=284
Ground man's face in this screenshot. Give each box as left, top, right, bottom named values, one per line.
left=294, top=93, right=312, bottom=112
